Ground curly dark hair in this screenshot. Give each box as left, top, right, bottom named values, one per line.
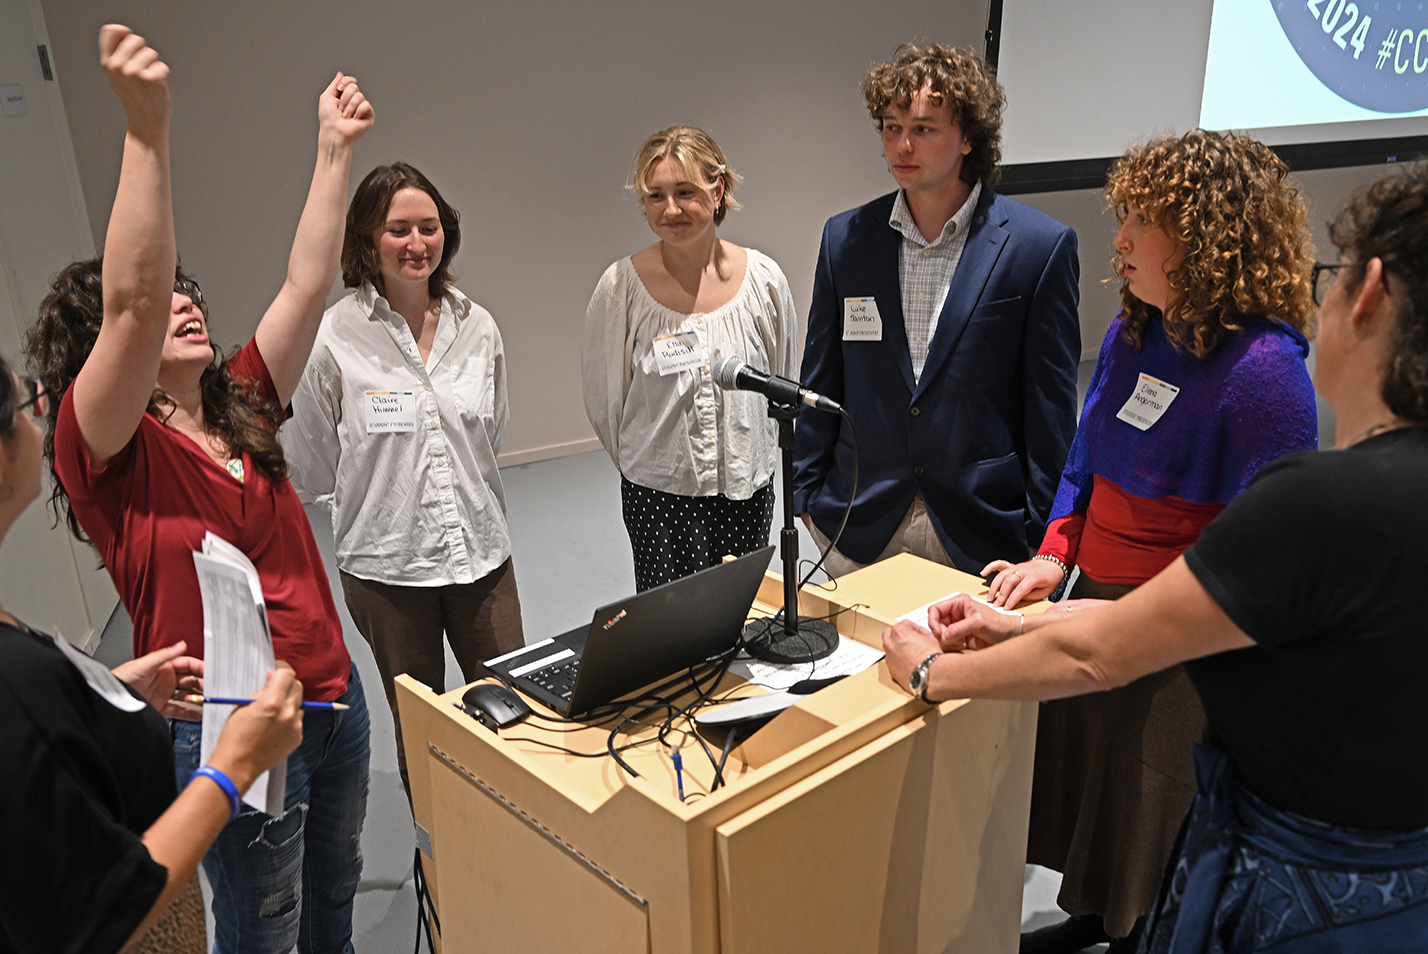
left=1329, top=166, right=1428, bottom=425
left=24, top=258, right=288, bottom=541
left=341, top=162, right=461, bottom=299
left=1106, top=130, right=1315, bottom=358
left=862, top=43, right=1004, bottom=187
left=0, top=353, right=17, bottom=441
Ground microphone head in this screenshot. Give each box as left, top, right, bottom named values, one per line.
left=712, top=355, right=745, bottom=390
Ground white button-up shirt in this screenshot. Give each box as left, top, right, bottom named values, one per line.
left=890, top=180, right=982, bottom=381
left=582, top=249, right=797, bottom=499
left=282, top=284, right=511, bottom=585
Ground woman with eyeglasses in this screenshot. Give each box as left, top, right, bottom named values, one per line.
left=24, top=26, right=374, bottom=953
left=0, top=365, right=304, bottom=953
left=583, top=126, right=796, bottom=591
left=971, top=131, right=1319, bottom=953
left=885, top=164, right=1428, bottom=953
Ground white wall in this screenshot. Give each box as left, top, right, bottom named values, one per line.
left=40, top=0, right=992, bottom=464
left=0, top=0, right=118, bottom=648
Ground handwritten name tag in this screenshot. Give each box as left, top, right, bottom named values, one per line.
left=843, top=297, right=883, bottom=340
left=365, top=390, right=417, bottom=433
left=1116, top=373, right=1181, bottom=431
left=652, top=331, right=705, bottom=376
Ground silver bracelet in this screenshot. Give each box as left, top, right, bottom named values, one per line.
left=1032, top=553, right=1069, bottom=581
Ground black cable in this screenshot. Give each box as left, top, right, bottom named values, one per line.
left=412, top=848, right=439, bottom=954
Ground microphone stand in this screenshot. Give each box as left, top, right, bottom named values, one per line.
left=743, top=400, right=839, bottom=664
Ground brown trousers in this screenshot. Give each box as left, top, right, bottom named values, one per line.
left=341, top=559, right=524, bottom=794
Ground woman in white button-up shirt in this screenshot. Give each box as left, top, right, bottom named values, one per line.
left=285, top=163, right=524, bottom=794
left=583, top=126, right=797, bottom=592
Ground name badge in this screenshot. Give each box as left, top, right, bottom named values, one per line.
left=652, top=331, right=705, bottom=376
left=365, top=390, right=417, bottom=433
left=1116, top=373, right=1181, bottom=431
left=843, top=297, right=883, bottom=340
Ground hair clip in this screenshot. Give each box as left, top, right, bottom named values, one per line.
left=714, top=163, right=726, bottom=176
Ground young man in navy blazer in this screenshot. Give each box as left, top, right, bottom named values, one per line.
left=793, top=43, right=1081, bottom=576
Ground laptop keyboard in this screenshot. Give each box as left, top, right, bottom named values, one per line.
left=527, top=658, right=579, bottom=701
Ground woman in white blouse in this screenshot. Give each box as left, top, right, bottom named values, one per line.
left=584, top=126, right=797, bottom=591
left=284, top=162, right=522, bottom=794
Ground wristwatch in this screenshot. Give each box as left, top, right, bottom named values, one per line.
left=907, top=651, right=943, bottom=704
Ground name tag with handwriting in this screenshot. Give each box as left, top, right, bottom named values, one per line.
left=652, top=331, right=705, bottom=376
left=365, top=390, right=417, bottom=433
left=843, top=297, right=883, bottom=340
left=1116, top=373, right=1180, bottom=431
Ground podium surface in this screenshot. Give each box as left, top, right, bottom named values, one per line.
left=396, top=554, right=1041, bottom=953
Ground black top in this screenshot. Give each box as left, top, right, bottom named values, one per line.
left=0, top=622, right=173, bottom=954
left=1184, top=426, right=1428, bottom=831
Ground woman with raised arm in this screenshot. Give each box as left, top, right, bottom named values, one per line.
left=0, top=359, right=304, bottom=953
left=975, top=131, right=1319, bottom=953
left=285, top=162, right=524, bottom=797
left=883, top=166, right=1428, bottom=954
left=25, top=26, right=373, bottom=954
left=583, top=126, right=796, bottom=591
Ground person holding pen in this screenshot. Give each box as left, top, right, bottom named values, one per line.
left=0, top=359, right=305, bottom=953
left=26, top=25, right=374, bottom=953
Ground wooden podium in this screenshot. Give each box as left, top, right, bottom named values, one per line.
left=395, top=554, right=1041, bottom=953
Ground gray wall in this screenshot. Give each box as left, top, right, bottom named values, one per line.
left=40, top=0, right=991, bottom=463
left=39, top=0, right=1393, bottom=462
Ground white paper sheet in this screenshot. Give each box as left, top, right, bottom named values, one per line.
left=728, top=634, right=885, bottom=691
left=896, top=591, right=1023, bottom=630
left=193, top=532, right=285, bottom=814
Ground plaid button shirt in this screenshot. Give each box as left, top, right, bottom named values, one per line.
left=888, top=180, right=981, bottom=382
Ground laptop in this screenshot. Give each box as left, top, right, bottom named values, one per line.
left=485, top=546, right=774, bottom=717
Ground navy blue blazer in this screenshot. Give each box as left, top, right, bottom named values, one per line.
left=792, top=187, right=1081, bottom=570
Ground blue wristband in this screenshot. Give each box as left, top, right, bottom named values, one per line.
left=191, top=765, right=242, bottom=821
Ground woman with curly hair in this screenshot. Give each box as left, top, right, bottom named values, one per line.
left=981, top=130, right=1319, bottom=953
left=885, top=163, right=1428, bottom=953
left=26, top=26, right=374, bottom=954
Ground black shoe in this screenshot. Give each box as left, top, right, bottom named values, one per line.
left=1020, top=914, right=1111, bottom=954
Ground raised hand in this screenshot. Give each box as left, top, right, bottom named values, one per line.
left=98, top=25, right=170, bottom=134
left=319, top=72, right=374, bottom=148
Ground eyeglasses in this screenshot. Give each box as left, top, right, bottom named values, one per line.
left=15, top=378, right=48, bottom=420
left=174, top=278, right=205, bottom=309
left=1312, top=263, right=1341, bottom=306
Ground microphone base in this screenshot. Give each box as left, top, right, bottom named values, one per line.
left=742, top=616, right=840, bottom=665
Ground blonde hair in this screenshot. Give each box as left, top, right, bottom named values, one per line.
left=1107, top=129, right=1315, bottom=358
left=628, top=126, right=742, bottom=225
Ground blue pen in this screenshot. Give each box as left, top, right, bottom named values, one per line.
left=671, top=744, right=686, bottom=802
left=203, top=696, right=350, bottom=711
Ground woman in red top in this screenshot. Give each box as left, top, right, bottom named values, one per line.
left=26, top=26, right=374, bottom=954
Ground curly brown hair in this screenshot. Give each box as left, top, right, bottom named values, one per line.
left=342, top=162, right=461, bottom=300
left=24, top=258, right=288, bottom=542
left=862, top=43, right=1004, bottom=186
left=1329, top=166, right=1428, bottom=424
left=1106, top=130, right=1315, bottom=358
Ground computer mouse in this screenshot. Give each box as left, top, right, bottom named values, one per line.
left=461, top=682, right=531, bottom=730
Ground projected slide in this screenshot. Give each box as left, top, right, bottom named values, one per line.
left=1201, top=0, right=1428, bottom=130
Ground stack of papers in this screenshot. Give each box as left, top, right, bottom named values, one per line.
left=192, top=532, right=286, bottom=814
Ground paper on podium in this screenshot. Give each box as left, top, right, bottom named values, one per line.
left=730, top=635, right=884, bottom=691
left=193, top=532, right=286, bottom=814
left=897, top=592, right=1022, bottom=629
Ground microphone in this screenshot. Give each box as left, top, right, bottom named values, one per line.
left=712, top=357, right=842, bottom=413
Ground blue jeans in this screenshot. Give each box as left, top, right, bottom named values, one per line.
left=174, top=665, right=371, bottom=954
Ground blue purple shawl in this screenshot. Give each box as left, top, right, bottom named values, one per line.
left=1049, top=313, right=1317, bottom=523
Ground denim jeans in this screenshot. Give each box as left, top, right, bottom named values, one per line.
left=173, top=665, right=371, bottom=954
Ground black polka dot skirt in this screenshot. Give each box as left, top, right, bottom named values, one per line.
left=620, top=477, right=776, bottom=592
